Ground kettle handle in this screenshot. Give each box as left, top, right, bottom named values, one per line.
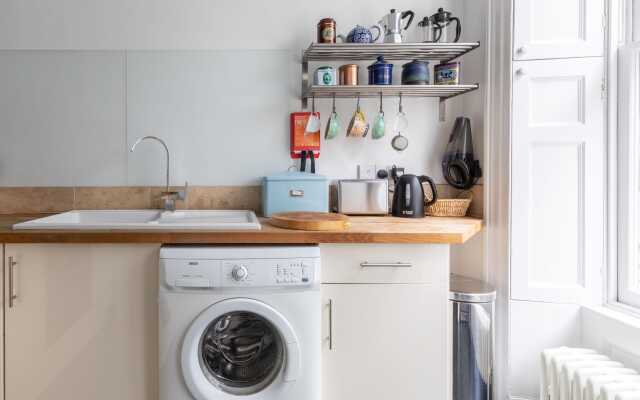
left=370, top=25, right=382, bottom=42
left=401, top=10, right=415, bottom=31
left=449, top=16, right=462, bottom=42
left=419, top=176, right=438, bottom=206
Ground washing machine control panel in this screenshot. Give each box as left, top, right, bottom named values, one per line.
left=160, top=246, right=321, bottom=290
left=230, top=264, right=249, bottom=281
left=220, top=258, right=317, bottom=287
left=162, top=259, right=318, bottom=289
left=274, top=260, right=314, bottom=285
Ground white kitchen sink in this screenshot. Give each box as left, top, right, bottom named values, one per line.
left=12, top=210, right=262, bottom=231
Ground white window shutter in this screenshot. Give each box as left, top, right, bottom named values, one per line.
left=513, top=0, right=605, bottom=60
left=511, top=58, right=605, bottom=304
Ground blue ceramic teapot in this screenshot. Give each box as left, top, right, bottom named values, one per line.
left=338, top=25, right=382, bottom=43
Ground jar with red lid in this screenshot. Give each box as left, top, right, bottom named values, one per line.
left=317, top=18, right=336, bottom=43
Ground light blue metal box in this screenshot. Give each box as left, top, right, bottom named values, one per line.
left=262, top=172, right=329, bottom=217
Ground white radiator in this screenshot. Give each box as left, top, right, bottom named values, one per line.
left=541, top=348, right=640, bottom=400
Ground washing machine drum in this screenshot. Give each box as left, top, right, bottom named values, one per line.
left=201, top=311, right=283, bottom=393
left=182, top=298, right=301, bottom=399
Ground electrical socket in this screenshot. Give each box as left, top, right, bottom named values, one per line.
left=357, top=164, right=377, bottom=179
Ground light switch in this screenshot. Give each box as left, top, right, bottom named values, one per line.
left=357, top=164, right=377, bottom=179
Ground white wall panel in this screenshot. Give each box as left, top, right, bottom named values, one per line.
left=528, top=76, right=585, bottom=125
left=514, top=0, right=604, bottom=60
left=509, top=300, right=582, bottom=399
left=0, top=49, right=473, bottom=187
left=529, top=142, right=585, bottom=287
left=125, top=50, right=464, bottom=186
left=511, top=58, right=604, bottom=304
left=125, top=51, right=292, bottom=186
left=0, top=51, right=126, bottom=186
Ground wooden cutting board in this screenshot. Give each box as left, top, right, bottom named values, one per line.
left=269, top=212, right=351, bottom=231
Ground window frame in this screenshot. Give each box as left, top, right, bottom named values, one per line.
left=607, top=0, right=640, bottom=311
left=617, top=42, right=640, bottom=309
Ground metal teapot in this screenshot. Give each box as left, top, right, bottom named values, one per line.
left=379, top=8, right=415, bottom=44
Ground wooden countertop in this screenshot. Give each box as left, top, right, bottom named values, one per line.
left=0, top=214, right=483, bottom=244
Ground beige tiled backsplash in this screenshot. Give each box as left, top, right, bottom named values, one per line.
left=0, top=185, right=483, bottom=217
left=0, top=186, right=262, bottom=215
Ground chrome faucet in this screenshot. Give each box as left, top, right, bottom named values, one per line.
left=130, top=136, right=188, bottom=212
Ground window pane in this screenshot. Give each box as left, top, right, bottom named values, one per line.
left=617, top=44, right=640, bottom=308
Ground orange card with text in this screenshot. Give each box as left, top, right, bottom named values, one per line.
left=290, top=112, right=320, bottom=159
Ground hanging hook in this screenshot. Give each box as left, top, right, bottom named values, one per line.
left=356, top=93, right=361, bottom=112
left=398, top=93, right=403, bottom=114
left=332, top=92, right=336, bottom=113
left=379, top=92, right=383, bottom=114
left=311, top=95, right=316, bottom=114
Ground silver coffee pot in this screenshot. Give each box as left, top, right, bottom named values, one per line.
left=379, top=8, right=415, bottom=44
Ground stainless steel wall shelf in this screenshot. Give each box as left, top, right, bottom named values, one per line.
left=300, top=42, right=481, bottom=121
left=303, top=84, right=479, bottom=99
left=303, top=42, right=480, bottom=63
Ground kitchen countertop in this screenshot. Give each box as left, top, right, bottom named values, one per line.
left=0, top=214, right=483, bottom=244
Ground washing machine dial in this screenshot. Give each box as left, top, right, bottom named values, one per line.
left=231, top=265, right=248, bottom=281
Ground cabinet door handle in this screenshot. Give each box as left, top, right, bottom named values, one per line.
left=8, top=256, right=17, bottom=308
left=360, top=262, right=412, bottom=268
left=327, top=299, right=334, bottom=350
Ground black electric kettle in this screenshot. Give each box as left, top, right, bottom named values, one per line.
left=392, top=174, right=438, bottom=218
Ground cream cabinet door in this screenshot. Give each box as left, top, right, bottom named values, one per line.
left=511, top=58, right=605, bottom=304
left=0, top=245, right=4, bottom=400
left=4, top=244, right=160, bottom=400
left=321, top=284, right=448, bottom=400
left=513, top=0, right=604, bottom=60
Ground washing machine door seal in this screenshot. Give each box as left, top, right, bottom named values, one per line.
left=181, top=298, right=301, bottom=399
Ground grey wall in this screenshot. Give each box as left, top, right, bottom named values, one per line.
left=0, top=0, right=488, bottom=283
left=0, top=0, right=461, bottom=50
left=0, top=0, right=488, bottom=187
left=0, top=49, right=476, bottom=186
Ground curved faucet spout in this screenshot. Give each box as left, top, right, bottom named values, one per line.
left=130, top=135, right=170, bottom=193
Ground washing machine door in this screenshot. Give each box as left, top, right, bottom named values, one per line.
left=181, top=298, right=301, bottom=399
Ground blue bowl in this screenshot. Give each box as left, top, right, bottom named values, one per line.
left=402, top=60, right=430, bottom=85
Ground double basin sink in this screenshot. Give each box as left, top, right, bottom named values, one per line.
left=12, top=210, right=262, bottom=231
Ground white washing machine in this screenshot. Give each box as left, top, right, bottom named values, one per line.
left=159, top=246, right=321, bottom=400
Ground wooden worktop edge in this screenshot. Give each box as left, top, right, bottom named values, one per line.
left=0, top=216, right=483, bottom=245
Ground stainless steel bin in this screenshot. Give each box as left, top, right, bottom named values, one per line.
left=450, top=274, right=496, bottom=400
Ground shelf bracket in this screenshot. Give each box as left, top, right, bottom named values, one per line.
left=438, top=98, right=446, bottom=122
left=301, top=55, right=309, bottom=110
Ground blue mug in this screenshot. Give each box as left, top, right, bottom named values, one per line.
left=338, top=25, right=382, bottom=43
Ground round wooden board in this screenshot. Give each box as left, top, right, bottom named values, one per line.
left=269, top=212, right=351, bottom=231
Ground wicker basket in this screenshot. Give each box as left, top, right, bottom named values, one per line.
left=425, top=191, right=473, bottom=217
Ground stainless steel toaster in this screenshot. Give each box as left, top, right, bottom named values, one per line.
left=337, top=179, right=389, bottom=215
